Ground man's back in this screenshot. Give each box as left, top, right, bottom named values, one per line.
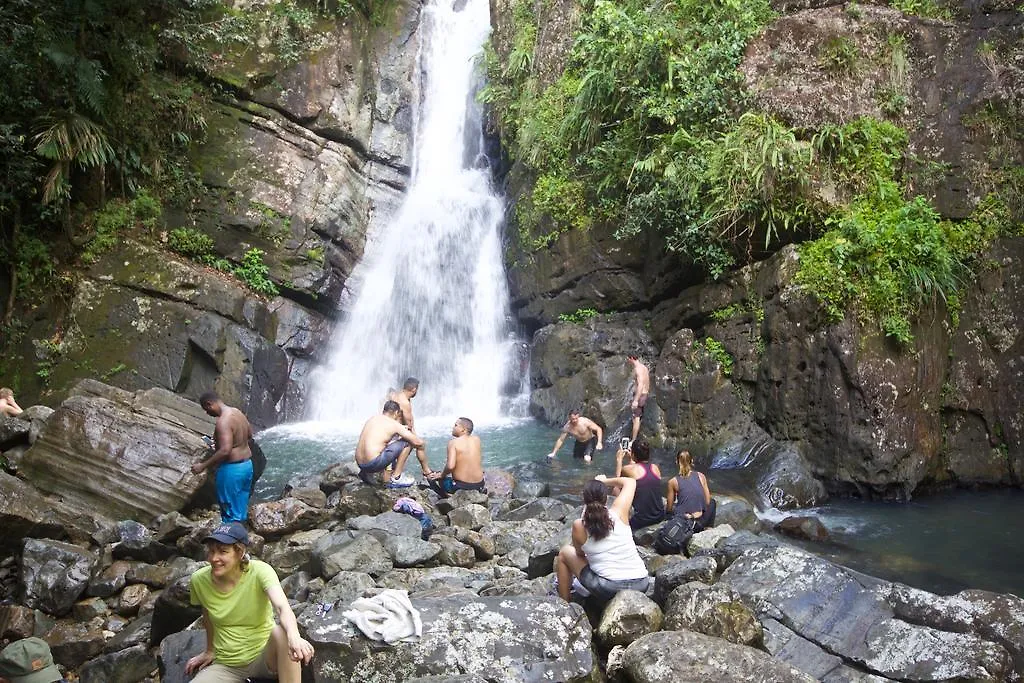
left=450, top=435, right=483, bottom=482
left=217, top=406, right=253, bottom=462
left=356, top=414, right=400, bottom=462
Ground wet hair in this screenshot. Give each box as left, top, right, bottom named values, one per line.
left=581, top=480, right=614, bottom=540
left=403, top=377, right=420, bottom=391
left=676, top=449, right=693, bottom=477
left=199, top=391, right=220, bottom=406
left=383, top=400, right=401, bottom=414
left=631, top=437, right=651, bottom=462
left=456, top=417, right=474, bottom=434
left=627, top=355, right=638, bottom=361
left=568, top=408, right=581, bottom=417
left=0, top=387, right=12, bottom=399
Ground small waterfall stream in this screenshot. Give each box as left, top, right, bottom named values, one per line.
left=312, top=0, right=524, bottom=425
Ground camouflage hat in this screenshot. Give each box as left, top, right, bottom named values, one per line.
left=0, top=638, right=62, bottom=683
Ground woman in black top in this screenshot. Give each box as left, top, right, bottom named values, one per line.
left=616, top=437, right=666, bottom=530
left=665, top=449, right=714, bottom=530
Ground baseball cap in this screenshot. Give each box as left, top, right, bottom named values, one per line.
left=0, top=637, right=62, bottom=683
left=203, top=522, right=249, bottom=546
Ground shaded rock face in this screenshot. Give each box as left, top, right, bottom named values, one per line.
left=742, top=4, right=1024, bottom=219
left=721, top=544, right=1014, bottom=681
left=529, top=319, right=659, bottom=430
left=301, top=595, right=597, bottom=682
left=8, top=2, right=422, bottom=426
left=21, top=539, right=99, bottom=617
left=19, top=381, right=213, bottom=522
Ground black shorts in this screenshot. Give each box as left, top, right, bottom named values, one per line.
left=573, top=436, right=598, bottom=460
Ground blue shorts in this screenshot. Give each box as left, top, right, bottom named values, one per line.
left=428, top=475, right=486, bottom=495
left=360, top=438, right=410, bottom=473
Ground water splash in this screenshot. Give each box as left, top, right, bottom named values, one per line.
left=311, top=0, right=526, bottom=424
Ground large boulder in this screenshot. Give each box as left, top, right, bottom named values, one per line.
left=722, top=544, right=1012, bottom=681
left=622, top=630, right=817, bottom=682
left=663, top=581, right=763, bottom=647
left=0, top=471, right=72, bottom=551
left=19, top=381, right=215, bottom=522
left=79, top=644, right=157, bottom=683
left=300, top=595, right=597, bottom=682
left=596, top=590, right=663, bottom=648
left=21, top=538, right=99, bottom=616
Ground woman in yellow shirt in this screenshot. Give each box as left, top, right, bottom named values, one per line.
left=186, top=523, right=314, bottom=683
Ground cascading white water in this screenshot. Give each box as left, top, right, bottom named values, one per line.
left=312, top=0, right=524, bottom=425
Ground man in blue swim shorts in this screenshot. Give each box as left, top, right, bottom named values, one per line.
left=355, top=400, right=433, bottom=488
left=427, top=417, right=486, bottom=496
left=193, top=392, right=257, bottom=524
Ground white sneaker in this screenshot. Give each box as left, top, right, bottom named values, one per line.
left=387, top=472, right=416, bottom=488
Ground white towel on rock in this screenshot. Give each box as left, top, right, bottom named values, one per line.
left=342, top=589, right=422, bottom=643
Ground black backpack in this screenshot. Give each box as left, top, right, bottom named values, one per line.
left=654, top=516, right=695, bottom=555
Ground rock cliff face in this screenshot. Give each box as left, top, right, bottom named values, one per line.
left=7, top=1, right=422, bottom=427
left=494, top=0, right=1024, bottom=498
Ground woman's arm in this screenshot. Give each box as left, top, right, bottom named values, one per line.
left=596, top=475, right=636, bottom=524
left=571, top=519, right=587, bottom=557
left=699, top=472, right=712, bottom=507
left=266, top=584, right=315, bottom=664
left=665, top=477, right=678, bottom=515
left=185, top=609, right=216, bottom=674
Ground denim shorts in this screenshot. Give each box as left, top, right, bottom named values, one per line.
left=579, top=565, right=651, bottom=602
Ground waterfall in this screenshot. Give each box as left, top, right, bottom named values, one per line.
left=311, top=0, right=524, bottom=425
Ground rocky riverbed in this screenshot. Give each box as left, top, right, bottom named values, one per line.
left=1, top=381, right=1023, bottom=682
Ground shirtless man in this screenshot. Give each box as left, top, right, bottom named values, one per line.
left=355, top=400, right=432, bottom=488
left=547, top=410, right=604, bottom=463
left=193, top=392, right=255, bottom=524
left=0, top=388, right=23, bottom=417
left=428, top=417, right=485, bottom=495
left=627, top=355, right=650, bottom=443
left=387, top=377, right=419, bottom=432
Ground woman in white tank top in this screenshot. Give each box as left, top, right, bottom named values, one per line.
left=554, top=475, right=651, bottom=602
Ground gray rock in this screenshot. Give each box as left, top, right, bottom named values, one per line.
left=21, top=538, right=98, bottom=616
left=446, top=489, right=490, bottom=509
left=762, top=618, right=891, bottom=683
left=157, top=629, right=207, bottom=683
left=250, top=498, right=326, bottom=538
left=103, top=614, right=152, bottom=654
left=20, top=382, right=215, bottom=521
left=384, top=536, right=441, bottom=568
left=722, top=545, right=1012, bottom=681
left=23, top=405, right=55, bottom=445
left=1, top=444, right=28, bottom=472
left=652, top=556, right=718, bottom=604
left=118, top=583, right=150, bottom=617
left=318, top=571, right=376, bottom=606
left=153, top=511, right=195, bottom=544
left=0, top=471, right=72, bottom=552
left=0, top=414, right=30, bottom=450
left=713, top=495, right=762, bottom=532
left=310, top=529, right=359, bottom=578
left=286, top=485, right=328, bottom=508
left=720, top=530, right=783, bottom=565
left=44, top=618, right=108, bottom=669
left=497, top=497, right=574, bottom=523
left=622, top=630, right=817, bottom=682
left=88, top=559, right=132, bottom=598
left=596, top=590, right=663, bottom=647
left=0, top=604, right=35, bottom=640
left=72, top=597, right=109, bottom=621
left=349, top=511, right=423, bottom=538
left=335, top=486, right=388, bottom=519
left=664, top=581, right=763, bottom=647
left=322, top=533, right=393, bottom=579
left=527, top=527, right=572, bottom=579
left=513, top=481, right=550, bottom=499
left=686, top=523, right=735, bottom=554
left=301, top=595, right=596, bottom=682
left=775, top=515, right=830, bottom=542
left=79, top=644, right=157, bottom=683
left=433, top=535, right=476, bottom=568
left=453, top=527, right=495, bottom=560
left=478, top=519, right=565, bottom=557
left=150, top=575, right=201, bottom=648
left=125, top=562, right=174, bottom=588
left=112, top=520, right=176, bottom=563
left=483, top=470, right=516, bottom=498
left=262, top=527, right=329, bottom=576
left=448, top=503, right=492, bottom=530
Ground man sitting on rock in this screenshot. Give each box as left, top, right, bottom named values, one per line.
left=547, top=409, right=604, bottom=463
left=0, top=637, right=66, bottom=683
left=428, top=417, right=486, bottom=495
left=0, top=387, right=23, bottom=417
left=192, top=391, right=256, bottom=524
left=355, top=400, right=432, bottom=488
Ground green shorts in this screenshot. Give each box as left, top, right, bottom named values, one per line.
left=191, top=637, right=275, bottom=683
